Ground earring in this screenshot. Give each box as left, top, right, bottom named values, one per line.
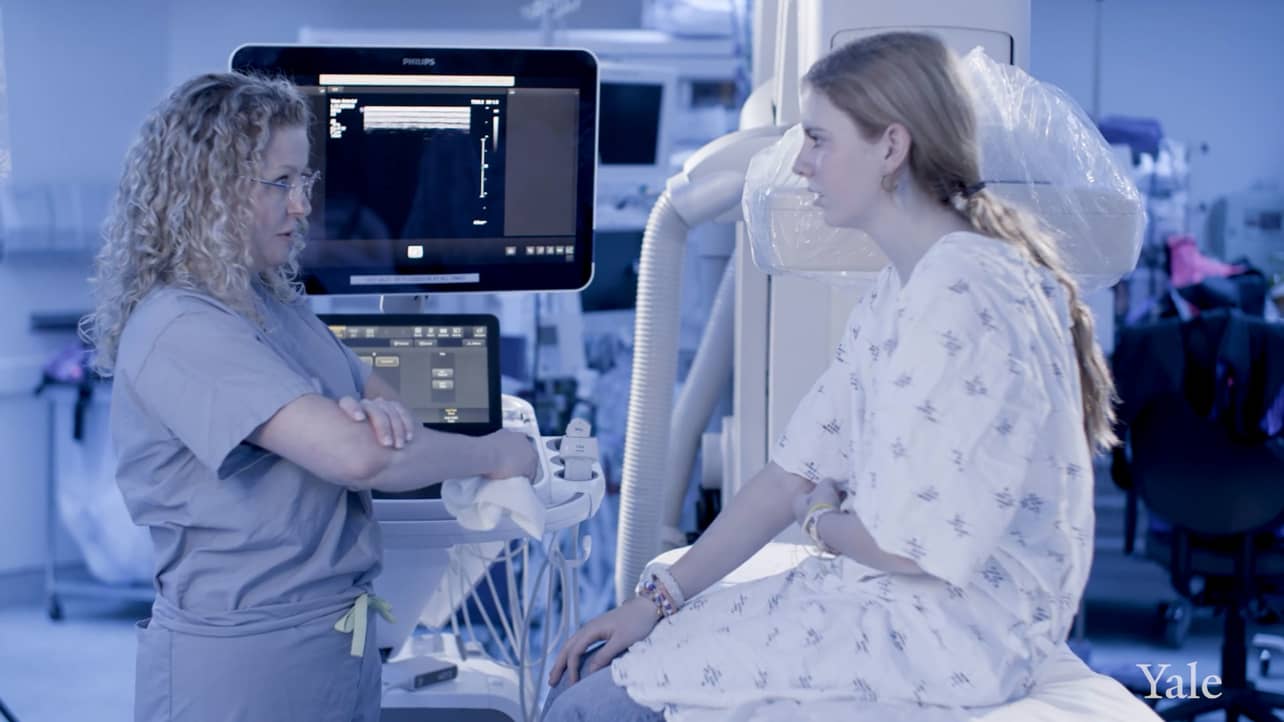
left=881, top=174, right=897, bottom=193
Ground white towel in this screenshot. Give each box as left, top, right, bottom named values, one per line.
left=440, top=475, right=545, bottom=539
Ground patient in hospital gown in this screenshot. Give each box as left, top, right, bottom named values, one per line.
left=546, top=31, right=1116, bottom=722
left=610, top=232, right=1095, bottom=720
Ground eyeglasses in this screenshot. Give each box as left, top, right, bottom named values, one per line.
left=252, top=171, right=321, bottom=202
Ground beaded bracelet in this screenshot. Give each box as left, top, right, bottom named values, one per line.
left=636, top=575, right=678, bottom=618
left=649, top=567, right=686, bottom=609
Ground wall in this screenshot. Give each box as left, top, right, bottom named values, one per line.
left=1, top=0, right=168, bottom=388
left=0, top=0, right=169, bottom=575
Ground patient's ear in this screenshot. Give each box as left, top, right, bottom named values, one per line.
left=880, top=123, right=913, bottom=177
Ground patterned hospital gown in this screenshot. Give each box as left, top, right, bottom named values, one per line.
left=611, top=232, right=1096, bottom=721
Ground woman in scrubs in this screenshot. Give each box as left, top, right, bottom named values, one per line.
left=83, top=72, right=539, bottom=722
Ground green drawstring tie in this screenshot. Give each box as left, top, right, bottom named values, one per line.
left=334, top=593, right=395, bottom=657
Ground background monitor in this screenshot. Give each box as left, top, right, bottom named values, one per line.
left=595, top=62, right=678, bottom=196
left=231, top=45, right=597, bottom=296
left=580, top=229, right=643, bottom=311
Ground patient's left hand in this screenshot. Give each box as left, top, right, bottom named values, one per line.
left=549, top=596, right=659, bottom=686
left=792, top=479, right=843, bottom=526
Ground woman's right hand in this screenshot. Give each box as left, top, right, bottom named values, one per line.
left=486, top=429, right=541, bottom=482
left=548, top=596, right=660, bottom=686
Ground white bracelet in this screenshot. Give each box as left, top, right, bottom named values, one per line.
left=804, top=507, right=839, bottom=554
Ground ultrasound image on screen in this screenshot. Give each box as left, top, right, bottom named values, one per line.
left=230, top=45, right=596, bottom=295
left=298, top=86, right=583, bottom=289
left=320, top=92, right=507, bottom=242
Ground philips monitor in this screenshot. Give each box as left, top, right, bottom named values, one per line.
left=231, top=45, right=597, bottom=295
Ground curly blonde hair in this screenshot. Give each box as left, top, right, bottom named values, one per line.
left=83, top=72, right=312, bottom=374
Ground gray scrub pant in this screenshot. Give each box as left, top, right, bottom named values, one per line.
left=133, top=608, right=381, bottom=722
left=542, top=648, right=663, bottom=722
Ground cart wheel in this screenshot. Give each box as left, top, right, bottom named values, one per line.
left=47, top=595, right=63, bottom=621
left=1261, top=649, right=1272, bottom=678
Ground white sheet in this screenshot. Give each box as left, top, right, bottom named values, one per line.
left=646, top=543, right=1160, bottom=722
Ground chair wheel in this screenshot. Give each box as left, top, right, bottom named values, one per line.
left=1160, top=600, right=1191, bottom=648
left=1261, top=649, right=1272, bottom=678
left=47, top=595, right=63, bottom=621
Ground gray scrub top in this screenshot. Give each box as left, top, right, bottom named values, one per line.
left=111, top=283, right=381, bottom=636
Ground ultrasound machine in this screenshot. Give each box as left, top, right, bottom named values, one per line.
left=232, top=45, right=606, bottom=722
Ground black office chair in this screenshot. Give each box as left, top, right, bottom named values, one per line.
left=1126, top=392, right=1284, bottom=721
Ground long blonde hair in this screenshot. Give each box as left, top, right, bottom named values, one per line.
left=804, top=32, right=1117, bottom=452
left=83, top=72, right=311, bottom=374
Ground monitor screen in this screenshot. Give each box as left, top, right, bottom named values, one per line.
left=595, top=62, right=675, bottom=179
left=581, top=230, right=643, bottom=311
left=322, top=313, right=501, bottom=437
left=231, top=45, right=597, bottom=295
left=599, top=82, right=662, bottom=165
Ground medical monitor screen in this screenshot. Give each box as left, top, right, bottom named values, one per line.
left=322, top=314, right=501, bottom=437
left=599, top=82, right=662, bottom=165
left=231, top=45, right=597, bottom=295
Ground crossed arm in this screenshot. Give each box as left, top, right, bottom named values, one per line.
left=248, top=371, right=535, bottom=494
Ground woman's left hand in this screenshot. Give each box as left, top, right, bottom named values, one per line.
left=338, top=395, right=416, bottom=449
left=792, top=478, right=843, bottom=526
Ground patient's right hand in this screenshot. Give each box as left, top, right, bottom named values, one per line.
left=549, top=597, right=659, bottom=686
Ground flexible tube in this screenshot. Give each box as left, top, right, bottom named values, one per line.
left=661, top=259, right=735, bottom=547
left=614, top=192, right=691, bottom=602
